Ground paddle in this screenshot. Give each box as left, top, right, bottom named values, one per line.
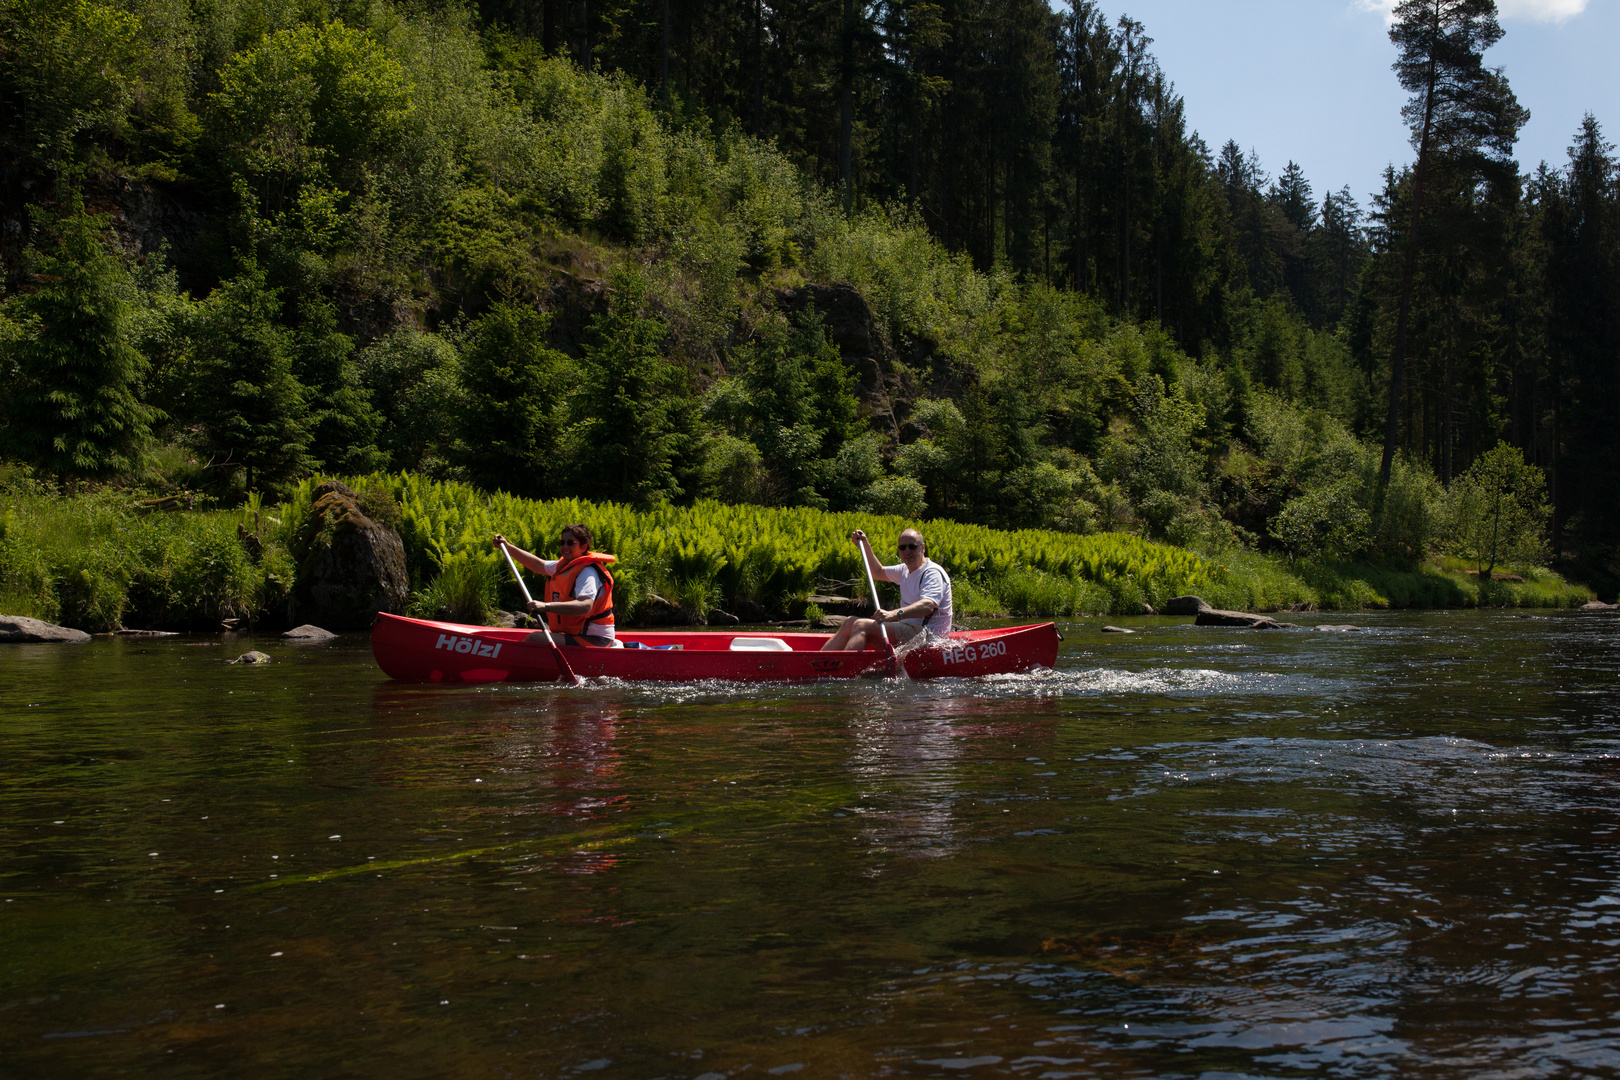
left=496, top=539, right=581, bottom=686
left=856, top=533, right=901, bottom=678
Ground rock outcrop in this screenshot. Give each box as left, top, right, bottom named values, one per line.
left=292, top=482, right=410, bottom=631
left=638, top=593, right=700, bottom=627
left=1162, top=595, right=1213, bottom=616
left=0, top=616, right=92, bottom=643
left=806, top=594, right=874, bottom=617
left=282, top=624, right=337, bottom=641
left=1580, top=600, right=1618, bottom=612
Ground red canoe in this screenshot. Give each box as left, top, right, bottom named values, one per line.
left=371, top=612, right=1060, bottom=684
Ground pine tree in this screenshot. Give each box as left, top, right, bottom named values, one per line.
left=456, top=301, right=571, bottom=499
left=1377, top=0, right=1526, bottom=503
left=1542, top=115, right=1620, bottom=551
left=1, top=203, right=156, bottom=477
left=189, top=267, right=313, bottom=492
left=568, top=268, right=699, bottom=505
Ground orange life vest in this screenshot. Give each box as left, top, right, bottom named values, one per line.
left=546, top=552, right=617, bottom=641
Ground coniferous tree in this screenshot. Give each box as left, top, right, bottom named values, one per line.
left=1378, top=0, right=1526, bottom=502
left=1541, top=115, right=1620, bottom=551
left=189, top=267, right=312, bottom=492
left=1, top=205, right=156, bottom=477
left=456, top=301, right=571, bottom=499
left=569, top=268, right=700, bottom=505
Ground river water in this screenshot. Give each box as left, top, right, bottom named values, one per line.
left=4, top=611, right=1619, bottom=1078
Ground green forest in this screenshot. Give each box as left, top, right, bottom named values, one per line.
left=1, top=0, right=1615, bottom=608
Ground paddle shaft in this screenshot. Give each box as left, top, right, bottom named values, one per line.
left=857, top=535, right=900, bottom=677
left=497, top=541, right=580, bottom=685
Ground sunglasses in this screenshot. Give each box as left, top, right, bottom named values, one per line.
left=897, top=542, right=920, bottom=551
left=558, top=538, right=581, bottom=548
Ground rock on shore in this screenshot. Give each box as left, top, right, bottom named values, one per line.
left=0, top=616, right=91, bottom=643
left=293, top=482, right=410, bottom=630
left=1162, top=595, right=1212, bottom=616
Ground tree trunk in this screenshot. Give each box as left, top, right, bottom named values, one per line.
left=1442, top=323, right=1454, bottom=484
left=839, top=0, right=854, bottom=214
left=750, top=0, right=762, bottom=133
left=1378, top=46, right=1439, bottom=509
left=660, top=0, right=670, bottom=104
left=579, top=0, right=592, bottom=72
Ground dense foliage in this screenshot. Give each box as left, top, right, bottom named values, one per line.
left=0, top=0, right=1613, bottom=595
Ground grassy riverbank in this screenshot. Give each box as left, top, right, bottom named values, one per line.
left=0, top=478, right=293, bottom=631
left=3, top=471, right=1588, bottom=632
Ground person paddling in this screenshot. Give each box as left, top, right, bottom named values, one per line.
left=821, top=527, right=953, bottom=652
left=492, top=525, right=619, bottom=647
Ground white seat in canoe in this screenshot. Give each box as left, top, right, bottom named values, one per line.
left=729, top=636, right=793, bottom=652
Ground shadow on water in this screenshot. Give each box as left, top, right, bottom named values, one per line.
left=2, top=611, right=1619, bottom=1077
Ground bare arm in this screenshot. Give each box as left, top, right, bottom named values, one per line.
left=492, top=534, right=548, bottom=575
left=878, top=597, right=938, bottom=623
left=494, top=534, right=591, bottom=615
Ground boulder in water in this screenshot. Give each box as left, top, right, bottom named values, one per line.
left=230, top=650, right=272, bottom=664
left=0, top=616, right=92, bottom=643
left=1196, top=609, right=1286, bottom=629
left=282, top=624, right=337, bottom=642
left=1162, top=595, right=1212, bottom=616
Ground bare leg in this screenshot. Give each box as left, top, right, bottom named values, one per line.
left=821, top=617, right=878, bottom=652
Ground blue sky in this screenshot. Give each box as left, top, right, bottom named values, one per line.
left=1098, top=0, right=1620, bottom=211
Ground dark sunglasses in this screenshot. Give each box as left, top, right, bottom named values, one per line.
left=558, top=538, right=581, bottom=548
left=897, top=542, right=920, bottom=551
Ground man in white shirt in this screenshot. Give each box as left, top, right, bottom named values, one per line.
left=820, top=527, right=954, bottom=652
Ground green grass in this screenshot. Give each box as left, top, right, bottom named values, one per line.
left=0, top=483, right=293, bottom=631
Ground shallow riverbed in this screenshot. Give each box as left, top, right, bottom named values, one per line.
left=4, top=610, right=1619, bottom=1078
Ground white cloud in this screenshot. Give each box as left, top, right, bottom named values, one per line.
left=1355, top=0, right=1587, bottom=23
left=1498, top=0, right=1587, bottom=21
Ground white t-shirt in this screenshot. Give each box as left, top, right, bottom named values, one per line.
left=538, top=559, right=615, bottom=640
left=880, top=558, right=953, bottom=634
